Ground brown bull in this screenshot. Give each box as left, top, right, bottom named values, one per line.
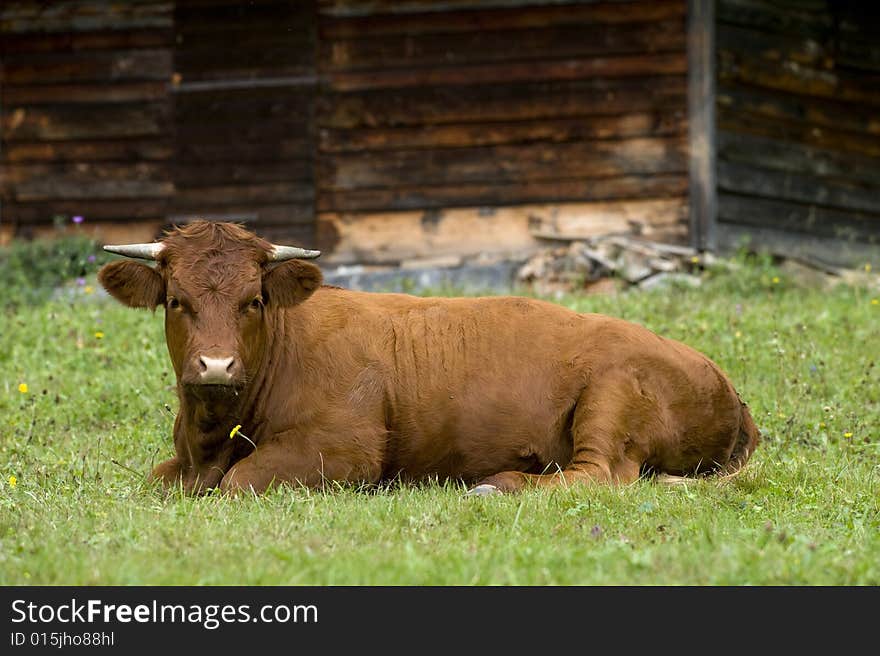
left=98, top=221, right=759, bottom=495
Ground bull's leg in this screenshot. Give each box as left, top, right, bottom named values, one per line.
left=219, top=434, right=382, bottom=495
left=467, top=372, right=649, bottom=495
left=150, top=456, right=226, bottom=494
left=151, top=457, right=184, bottom=485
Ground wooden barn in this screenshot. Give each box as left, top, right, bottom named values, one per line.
left=1, top=0, right=878, bottom=268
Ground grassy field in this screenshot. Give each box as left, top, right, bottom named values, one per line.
left=1, top=254, right=878, bottom=585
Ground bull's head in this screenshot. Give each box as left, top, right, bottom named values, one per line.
left=98, top=221, right=322, bottom=403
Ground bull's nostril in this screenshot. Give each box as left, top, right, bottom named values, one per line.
left=198, top=356, right=235, bottom=383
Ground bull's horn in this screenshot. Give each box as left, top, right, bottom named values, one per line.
left=103, top=242, right=165, bottom=260
left=269, top=245, right=321, bottom=260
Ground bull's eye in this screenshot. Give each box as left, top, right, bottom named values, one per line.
left=167, top=297, right=180, bottom=310
left=249, top=297, right=263, bottom=311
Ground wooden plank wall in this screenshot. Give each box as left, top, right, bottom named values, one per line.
left=0, top=0, right=174, bottom=243
left=716, top=0, right=880, bottom=266
left=315, top=0, right=691, bottom=263
left=2, top=0, right=694, bottom=260
left=171, top=0, right=317, bottom=246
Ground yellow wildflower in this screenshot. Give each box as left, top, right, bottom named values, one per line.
left=734, top=330, right=742, bottom=338
left=84, top=286, right=94, bottom=294
left=844, top=432, right=853, bottom=438
left=865, top=263, right=872, bottom=273
left=771, top=276, right=780, bottom=284
left=690, top=256, right=700, bottom=264
left=18, top=383, right=28, bottom=394
left=94, top=331, right=105, bottom=339
left=871, top=299, right=878, bottom=306
left=8, top=475, right=16, bottom=488
left=819, top=422, right=826, bottom=428
left=229, top=424, right=257, bottom=450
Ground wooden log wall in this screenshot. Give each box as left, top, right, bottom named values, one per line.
left=2, top=0, right=693, bottom=261
left=0, top=0, right=174, bottom=243
left=171, top=0, right=318, bottom=246
left=315, top=0, right=691, bottom=263
left=716, top=0, right=880, bottom=266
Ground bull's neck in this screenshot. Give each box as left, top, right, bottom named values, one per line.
left=229, top=300, right=314, bottom=431
left=178, top=390, right=243, bottom=431
left=173, top=389, right=242, bottom=472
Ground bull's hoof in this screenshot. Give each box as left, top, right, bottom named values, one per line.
left=465, top=483, right=500, bottom=497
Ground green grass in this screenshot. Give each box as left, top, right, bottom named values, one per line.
left=1, top=257, right=878, bottom=585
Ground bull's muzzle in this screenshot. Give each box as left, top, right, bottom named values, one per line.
left=198, top=356, right=238, bottom=385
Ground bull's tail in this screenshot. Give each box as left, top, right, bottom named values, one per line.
left=726, top=402, right=760, bottom=474
left=657, top=402, right=760, bottom=485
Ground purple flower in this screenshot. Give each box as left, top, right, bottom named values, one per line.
left=87, top=255, right=96, bottom=263
left=72, top=215, right=84, bottom=224
left=76, top=277, right=86, bottom=286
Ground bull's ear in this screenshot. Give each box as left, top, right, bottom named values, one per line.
left=262, top=260, right=322, bottom=307
left=98, top=260, right=165, bottom=309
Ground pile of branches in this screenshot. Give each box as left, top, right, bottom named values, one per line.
left=517, top=235, right=716, bottom=296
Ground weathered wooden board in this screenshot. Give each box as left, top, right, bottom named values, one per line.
left=170, top=203, right=315, bottom=227
left=718, top=161, right=880, bottom=216
left=320, top=111, right=686, bottom=152
left=3, top=82, right=169, bottom=105
left=2, top=49, right=173, bottom=85
left=317, top=174, right=688, bottom=212
left=717, top=22, right=833, bottom=68
left=2, top=104, right=170, bottom=141
left=0, top=1, right=172, bottom=33
left=0, top=29, right=171, bottom=54
left=174, top=53, right=314, bottom=83
left=321, top=0, right=685, bottom=36
left=319, top=0, right=674, bottom=19
left=173, top=159, right=313, bottom=188
left=175, top=183, right=314, bottom=208
left=318, top=75, right=687, bottom=128
left=318, top=199, right=688, bottom=264
left=718, top=132, right=880, bottom=187
left=22, top=220, right=169, bottom=244
left=719, top=112, right=880, bottom=158
left=5, top=200, right=170, bottom=225
left=322, top=20, right=685, bottom=71
left=173, top=88, right=312, bottom=125
left=718, top=50, right=880, bottom=108
left=715, top=0, right=833, bottom=39
left=3, top=139, right=173, bottom=163
left=3, top=162, right=173, bottom=201
left=252, top=223, right=317, bottom=248
left=717, top=83, right=880, bottom=138
left=176, top=1, right=313, bottom=34
left=176, top=138, right=314, bottom=163
left=718, top=194, right=880, bottom=242
left=328, top=53, right=687, bottom=90
left=321, top=137, right=687, bottom=190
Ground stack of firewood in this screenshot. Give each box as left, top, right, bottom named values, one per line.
left=517, top=235, right=719, bottom=296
